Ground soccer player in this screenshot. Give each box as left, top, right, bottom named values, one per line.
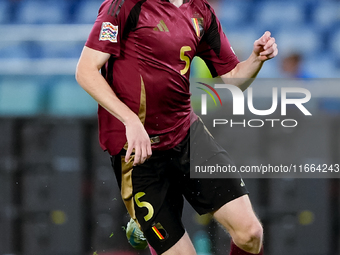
left=75, top=0, right=278, bottom=254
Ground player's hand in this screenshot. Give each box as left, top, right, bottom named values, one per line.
left=124, top=117, right=152, bottom=166
left=253, top=31, right=278, bottom=62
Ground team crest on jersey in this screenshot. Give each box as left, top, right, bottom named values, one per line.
left=191, top=18, right=204, bottom=38
left=99, top=22, right=118, bottom=43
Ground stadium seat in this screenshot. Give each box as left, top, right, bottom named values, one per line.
left=16, top=0, right=68, bottom=24
left=0, top=77, right=42, bottom=115
left=38, top=41, right=84, bottom=59
left=312, top=2, right=340, bottom=30
left=304, top=54, right=339, bottom=78
left=254, top=1, right=306, bottom=31
left=218, top=1, right=252, bottom=29
left=49, top=77, right=97, bottom=116
left=275, top=26, right=322, bottom=56
left=0, top=41, right=43, bottom=59
left=73, top=0, right=101, bottom=24
left=0, top=42, right=31, bottom=59
left=329, top=28, right=340, bottom=61
left=0, top=1, right=10, bottom=24
left=225, top=27, right=262, bottom=60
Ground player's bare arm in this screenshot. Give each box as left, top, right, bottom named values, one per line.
left=76, top=46, right=152, bottom=165
left=221, top=31, right=278, bottom=91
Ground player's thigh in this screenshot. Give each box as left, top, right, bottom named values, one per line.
left=182, top=119, right=249, bottom=215
left=112, top=153, right=188, bottom=254
left=212, top=194, right=263, bottom=241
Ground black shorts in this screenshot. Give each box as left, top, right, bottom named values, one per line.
left=111, top=119, right=248, bottom=254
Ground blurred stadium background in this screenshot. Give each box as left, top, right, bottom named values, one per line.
left=0, top=0, right=340, bottom=255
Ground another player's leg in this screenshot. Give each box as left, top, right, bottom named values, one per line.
left=212, top=194, right=263, bottom=255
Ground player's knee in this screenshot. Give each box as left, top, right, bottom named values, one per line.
left=233, top=221, right=263, bottom=254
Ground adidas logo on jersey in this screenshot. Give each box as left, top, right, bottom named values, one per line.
left=153, top=20, right=169, bottom=32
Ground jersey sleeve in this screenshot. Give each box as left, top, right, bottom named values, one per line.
left=85, top=0, right=129, bottom=57
left=196, top=8, right=240, bottom=78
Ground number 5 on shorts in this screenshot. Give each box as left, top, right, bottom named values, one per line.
left=134, top=192, right=154, bottom=221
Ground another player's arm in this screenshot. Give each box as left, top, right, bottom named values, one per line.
left=221, top=31, right=278, bottom=91
left=75, top=46, right=152, bottom=165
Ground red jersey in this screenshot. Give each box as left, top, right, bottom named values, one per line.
left=85, top=0, right=239, bottom=155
